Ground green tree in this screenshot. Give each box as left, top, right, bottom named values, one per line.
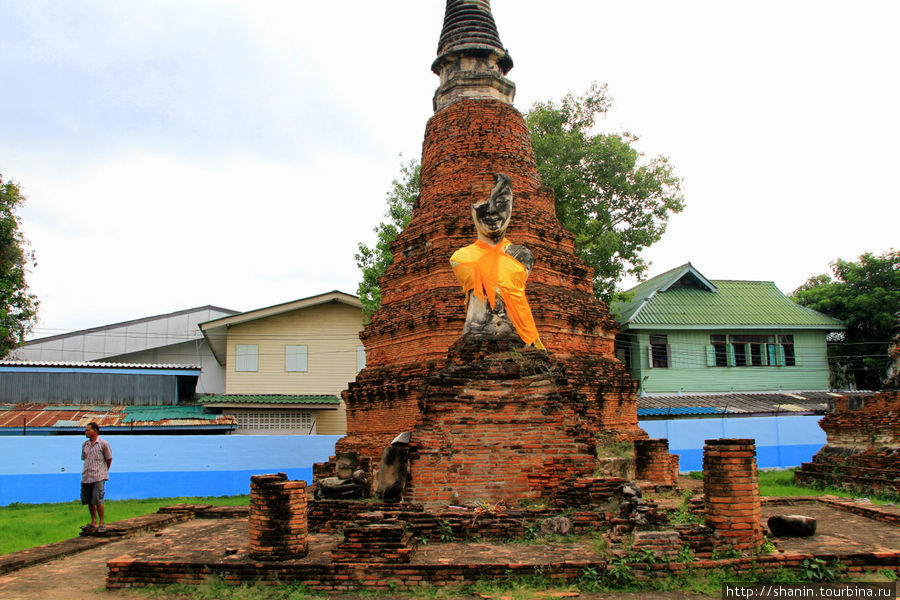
left=791, top=249, right=899, bottom=390
left=0, top=175, right=39, bottom=356
left=526, top=82, right=684, bottom=300
left=355, top=157, right=419, bottom=316
left=356, top=83, right=684, bottom=312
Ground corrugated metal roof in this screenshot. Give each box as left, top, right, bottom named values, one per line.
left=0, top=361, right=201, bottom=370
left=614, top=264, right=843, bottom=329
left=123, top=405, right=219, bottom=422
left=0, top=403, right=234, bottom=430
left=198, top=394, right=341, bottom=405
left=636, top=391, right=868, bottom=417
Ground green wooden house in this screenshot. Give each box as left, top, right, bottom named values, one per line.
left=612, top=263, right=844, bottom=395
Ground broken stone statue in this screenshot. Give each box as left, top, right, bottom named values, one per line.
left=450, top=173, right=545, bottom=350
left=375, top=432, right=411, bottom=502
left=315, top=451, right=368, bottom=500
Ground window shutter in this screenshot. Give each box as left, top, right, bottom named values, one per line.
left=727, top=344, right=735, bottom=367
left=706, top=345, right=715, bottom=367
left=776, top=344, right=786, bottom=366
left=356, top=346, right=366, bottom=372
left=647, top=344, right=654, bottom=368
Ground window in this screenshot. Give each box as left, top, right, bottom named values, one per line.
left=649, top=335, right=669, bottom=368
left=235, top=345, right=258, bottom=372
left=285, top=345, right=308, bottom=372
left=356, top=345, right=366, bottom=372
left=707, top=334, right=795, bottom=367
left=780, top=335, right=796, bottom=366
left=710, top=335, right=728, bottom=366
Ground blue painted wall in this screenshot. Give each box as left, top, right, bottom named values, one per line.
left=0, top=435, right=341, bottom=506
left=0, top=416, right=826, bottom=505
left=639, top=414, right=825, bottom=472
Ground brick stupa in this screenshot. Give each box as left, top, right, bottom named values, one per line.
left=335, top=0, right=645, bottom=504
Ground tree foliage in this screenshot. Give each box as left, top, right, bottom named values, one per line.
left=791, top=249, right=899, bottom=390
left=526, top=83, right=684, bottom=300
left=355, top=158, right=419, bottom=316
left=0, top=175, right=39, bottom=356
left=355, top=83, right=685, bottom=313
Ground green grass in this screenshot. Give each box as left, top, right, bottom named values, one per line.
left=757, top=468, right=898, bottom=504
left=0, top=494, right=248, bottom=556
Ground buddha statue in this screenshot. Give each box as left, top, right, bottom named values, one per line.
left=450, top=173, right=544, bottom=349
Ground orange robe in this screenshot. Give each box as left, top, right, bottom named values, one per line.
left=451, top=239, right=545, bottom=350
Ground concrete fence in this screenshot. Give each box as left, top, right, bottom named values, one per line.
left=0, top=434, right=341, bottom=506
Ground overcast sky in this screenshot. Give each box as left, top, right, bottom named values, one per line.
left=2, top=0, right=897, bottom=339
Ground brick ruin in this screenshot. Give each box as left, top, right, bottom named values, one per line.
left=795, top=390, right=900, bottom=496
left=330, top=0, right=649, bottom=507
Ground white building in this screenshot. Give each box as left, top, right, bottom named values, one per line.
left=13, top=306, right=238, bottom=394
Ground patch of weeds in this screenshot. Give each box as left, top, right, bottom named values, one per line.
left=711, top=546, right=742, bottom=560
left=436, top=518, right=454, bottom=543
left=758, top=536, right=777, bottom=554
left=880, top=569, right=898, bottom=581
left=588, top=531, right=607, bottom=556
left=462, top=567, right=569, bottom=599
left=135, top=577, right=323, bottom=600
left=516, top=497, right=548, bottom=510
left=688, top=471, right=704, bottom=480
left=522, top=520, right=540, bottom=539
left=801, top=557, right=845, bottom=583
left=675, top=544, right=695, bottom=563
left=669, top=488, right=703, bottom=525
left=595, top=432, right=634, bottom=459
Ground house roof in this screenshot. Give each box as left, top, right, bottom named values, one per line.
left=0, top=403, right=235, bottom=433
left=199, top=291, right=362, bottom=366
left=198, top=394, right=341, bottom=407
left=0, top=361, right=201, bottom=375
left=636, top=390, right=868, bottom=418
left=614, top=263, right=844, bottom=331
left=22, top=305, right=238, bottom=345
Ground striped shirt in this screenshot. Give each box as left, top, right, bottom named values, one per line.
left=81, top=438, right=112, bottom=483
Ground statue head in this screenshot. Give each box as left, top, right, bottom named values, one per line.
left=472, top=173, right=512, bottom=244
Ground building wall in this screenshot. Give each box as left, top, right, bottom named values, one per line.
left=0, top=371, right=190, bottom=405
left=111, top=340, right=225, bottom=394
left=0, top=434, right=341, bottom=506
left=15, top=308, right=234, bottom=363
left=640, top=414, right=826, bottom=471
left=223, top=302, right=364, bottom=434
left=626, top=329, right=830, bottom=394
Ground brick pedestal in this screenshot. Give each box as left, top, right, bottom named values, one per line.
left=248, top=473, right=308, bottom=560
left=702, top=439, right=763, bottom=553
left=331, top=521, right=417, bottom=563
left=634, top=439, right=678, bottom=485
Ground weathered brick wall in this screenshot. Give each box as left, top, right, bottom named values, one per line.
left=307, top=500, right=607, bottom=540
left=702, top=439, right=764, bottom=552
left=331, top=522, right=416, bottom=564
left=248, top=473, right=308, bottom=560
left=795, top=390, right=900, bottom=495
left=404, top=339, right=601, bottom=505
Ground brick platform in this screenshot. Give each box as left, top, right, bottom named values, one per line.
left=102, top=500, right=900, bottom=592
left=702, top=438, right=764, bottom=552
left=796, top=390, right=900, bottom=496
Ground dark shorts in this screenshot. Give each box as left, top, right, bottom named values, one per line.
left=81, top=481, right=105, bottom=505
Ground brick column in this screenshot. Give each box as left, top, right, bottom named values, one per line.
left=634, top=439, right=677, bottom=485
left=702, top=439, right=763, bottom=553
left=249, top=473, right=308, bottom=560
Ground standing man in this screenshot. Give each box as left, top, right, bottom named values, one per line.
left=81, top=422, right=112, bottom=533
